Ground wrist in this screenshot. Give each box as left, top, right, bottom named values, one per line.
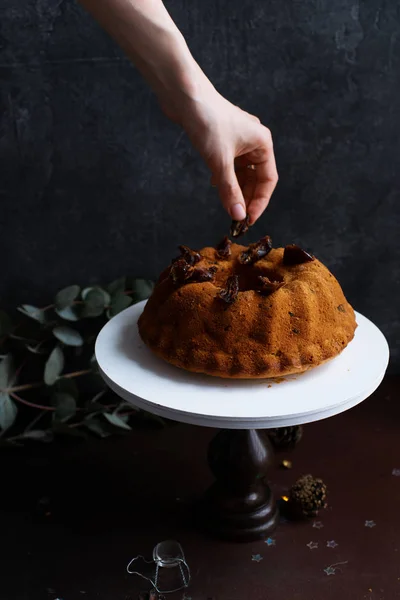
left=152, top=32, right=217, bottom=124
left=159, top=71, right=216, bottom=125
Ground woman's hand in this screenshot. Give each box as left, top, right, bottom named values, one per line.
left=78, top=0, right=278, bottom=224
left=175, top=86, right=278, bottom=225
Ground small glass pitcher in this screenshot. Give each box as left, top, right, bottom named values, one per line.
left=127, top=540, right=190, bottom=594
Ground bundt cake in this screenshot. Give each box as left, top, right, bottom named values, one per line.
left=138, top=236, right=357, bottom=379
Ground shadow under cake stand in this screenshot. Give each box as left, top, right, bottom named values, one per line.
left=95, top=301, right=389, bottom=542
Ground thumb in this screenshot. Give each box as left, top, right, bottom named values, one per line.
left=216, top=162, right=247, bottom=221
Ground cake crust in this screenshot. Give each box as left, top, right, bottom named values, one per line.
left=138, top=242, right=357, bottom=379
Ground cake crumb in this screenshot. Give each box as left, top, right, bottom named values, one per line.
left=272, top=377, right=287, bottom=384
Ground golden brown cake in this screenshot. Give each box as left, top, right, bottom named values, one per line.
left=138, top=236, right=357, bottom=379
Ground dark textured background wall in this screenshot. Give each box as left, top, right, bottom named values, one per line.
left=1, top=0, right=399, bottom=370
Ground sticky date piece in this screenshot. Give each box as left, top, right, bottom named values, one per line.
left=216, top=236, right=232, bottom=259
left=173, top=245, right=201, bottom=266
left=230, top=215, right=250, bottom=238
left=283, top=244, right=314, bottom=266
left=219, top=275, right=239, bottom=304
left=257, top=276, right=285, bottom=296
left=239, top=236, right=273, bottom=265
left=190, top=265, right=217, bottom=283
left=170, top=261, right=217, bottom=286
left=170, top=258, right=193, bottom=285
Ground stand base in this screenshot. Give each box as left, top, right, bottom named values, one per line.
left=200, top=429, right=279, bottom=542
left=202, top=485, right=279, bottom=542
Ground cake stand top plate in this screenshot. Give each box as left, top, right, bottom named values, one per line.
left=95, top=301, right=389, bottom=429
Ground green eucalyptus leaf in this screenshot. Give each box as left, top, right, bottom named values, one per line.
left=55, top=306, right=80, bottom=322
left=51, top=392, right=76, bottom=422
left=115, top=412, right=129, bottom=424
left=81, top=287, right=110, bottom=318
left=103, top=412, right=132, bottom=430
left=90, top=390, right=106, bottom=403
left=106, top=293, right=132, bottom=319
left=20, top=430, right=54, bottom=443
left=0, top=354, right=15, bottom=389
left=82, top=286, right=110, bottom=303
left=0, top=310, right=13, bottom=337
left=55, top=285, right=80, bottom=310
left=98, top=287, right=111, bottom=304
left=17, top=304, right=47, bottom=324
left=53, top=326, right=83, bottom=347
left=0, top=392, right=17, bottom=430
left=107, top=277, right=126, bottom=296
left=84, top=391, right=107, bottom=414
left=117, top=401, right=136, bottom=412
left=44, top=346, right=64, bottom=385
left=131, top=279, right=154, bottom=303
left=84, top=416, right=112, bottom=438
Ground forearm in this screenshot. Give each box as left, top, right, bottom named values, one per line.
left=79, top=0, right=278, bottom=222
left=78, top=0, right=213, bottom=120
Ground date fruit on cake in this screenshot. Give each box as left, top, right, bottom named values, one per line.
left=138, top=236, right=357, bottom=379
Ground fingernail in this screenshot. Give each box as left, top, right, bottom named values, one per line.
left=231, top=203, right=246, bottom=221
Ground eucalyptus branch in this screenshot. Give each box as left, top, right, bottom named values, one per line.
left=42, top=291, right=132, bottom=314
left=25, top=410, right=47, bottom=432
left=7, top=369, right=92, bottom=393
left=63, top=369, right=92, bottom=379
left=6, top=382, right=43, bottom=393
left=0, top=277, right=155, bottom=441
left=10, top=391, right=121, bottom=415
left=10, top=392, right=55, bottom=411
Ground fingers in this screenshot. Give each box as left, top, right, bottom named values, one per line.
left=215, top=161, right=247, bottom=221
left=249, top=158, right=278, bottom=224
left=236, top=164, right=257, bottom=206
left=209, top=118, right=277, bottom=224
left=243, top=129, right=279, bottom=224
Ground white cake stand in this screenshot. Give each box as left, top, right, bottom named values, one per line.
left=95, top=301, right=389, bottom=542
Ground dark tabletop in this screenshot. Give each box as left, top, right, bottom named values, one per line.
left=1, top=376, right=400, bottom=600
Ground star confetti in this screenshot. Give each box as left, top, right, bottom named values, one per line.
left=327, top=540, right=338, bottom=548
left=312, top=521, right=324, bottom=529
left=323, top=561, right=348, bottom=576
left=392, top=468, right=400, bottom=476
left=307, top=541, right=318, bottom=550
left=264, top=537, right=276, bottom=546
left=365, top=520, right=376, bottom=528
left=252, top=554, right=263, bottom=562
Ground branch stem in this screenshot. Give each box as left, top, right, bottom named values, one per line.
left=7, top=369, right=92, bottom=393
